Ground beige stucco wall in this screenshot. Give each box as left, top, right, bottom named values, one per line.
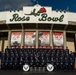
left=0, top=37, right=8, bottom=52
left=67, top=38, right=75, bottom=52
left=3, top=40, right=8, bottom=52
left=0, top=40, right=2, bottom=51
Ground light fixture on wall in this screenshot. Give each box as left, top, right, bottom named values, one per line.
left=63, top=10, right=66, bottom=13
left=10, top=10, right=12, bottom=12
left=56, top=9, right=58, bottom=12
left=17, top=9, right=20, bottom=12
left=60, top=9, right=62, bottom=13
left=13, top=10, right=16, bottom=12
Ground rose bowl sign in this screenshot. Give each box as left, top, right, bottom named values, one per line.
left=6, top=5, right=68, bottom=24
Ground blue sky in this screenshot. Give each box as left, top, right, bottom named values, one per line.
left=0, top=0, right=76, bottom=12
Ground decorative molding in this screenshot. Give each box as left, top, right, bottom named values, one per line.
left=0, top=21, right=6, bottom=24
left=68, top=21, right=76, bottom=25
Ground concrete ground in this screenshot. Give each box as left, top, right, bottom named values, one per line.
left=0, top=70, right=76, bottom=75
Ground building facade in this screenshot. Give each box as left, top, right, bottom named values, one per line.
left=0, top=4, right=76, bottom=52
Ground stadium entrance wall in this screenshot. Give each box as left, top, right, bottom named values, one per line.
left=0, top=32, right=8, bottom=52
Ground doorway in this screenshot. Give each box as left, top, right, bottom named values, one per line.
left=66, top=33, right=75, bottom=52
left=0, top=32, right=8, bottom=52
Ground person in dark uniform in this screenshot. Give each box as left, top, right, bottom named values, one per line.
left=5, top=62, right=8, bottom=70
left=51, top=53, right=55, bottom=59
left=55, top=54, right=59, bottom=59
left=1, top=53, right=5, bottom=59
left=45, top=58, right=50, bottom=64
left=18, top=57, right=23, bottom=70
left=50, top=58, right=54, bottom=64
left=5, top=46, right=9, bottom=53
left=55, top=58, right=60, bottom=70
left=6, top=53, right=10, bottom=60
left=9, top=57, right=13, bottom=70
left=60, top=57, right=64, bottom=65
left=64, top=62, right=69, bottom=70
left=35, top=53, right=40, bottom=67
left=69, top=62, right=74, bottom=70
left=70, top=53, right=75, bottom=61
left=13, top=58, right=18, bottom=70
left=65, top=47, right=69, bottom=53
left=1, top=58, right=5, bottom=70
left=64, top=57, right=69, bottom=63
left=23, top=57, right=29, bottom=65
left=60, top=62, right=65, bottom=70
left=69, top=57, right=75, bottom=70
left=30, top=59, right=34, bottom=67
left=4, top=58, right=9, bottom=70
left=41, top=59, right=46, bottom=67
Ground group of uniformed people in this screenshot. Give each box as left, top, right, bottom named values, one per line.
left=1, top=47, right=75, bottom=70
